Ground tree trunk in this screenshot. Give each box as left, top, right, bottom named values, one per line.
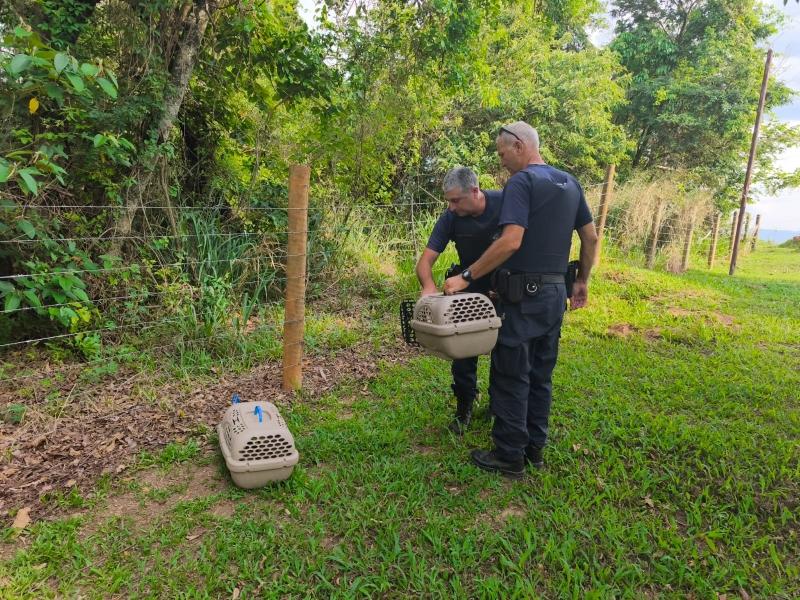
left=112, top=0, right=218, bottom=255
left=156, top=1, right=217, bottom=144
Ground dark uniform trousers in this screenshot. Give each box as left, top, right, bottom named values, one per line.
left=489, top=284, right=567, bottom=460
left=450, top=280, right=492, bottom=402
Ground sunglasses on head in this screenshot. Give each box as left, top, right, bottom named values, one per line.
left=499, top=126, right=522, bottom=142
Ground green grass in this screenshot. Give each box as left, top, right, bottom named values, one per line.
left=2, top=247, right=798, bottom=598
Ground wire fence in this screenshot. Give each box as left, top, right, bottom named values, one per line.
left=0, top=167, right=765, bottom=391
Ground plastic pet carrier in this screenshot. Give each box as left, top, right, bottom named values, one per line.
left=408, top=293, right=501, bottom=360
left=218, top=397, right=299, bottom=488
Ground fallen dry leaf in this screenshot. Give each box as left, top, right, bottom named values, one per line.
left=739, top=589, right=751, bottom=600
left=644, top=496, right=655, bottom=509
left=12, top=506, right=31, bottom=530
left=231, top=588, right=241, bottom=600
left=65, top=479, right=77, bottom=487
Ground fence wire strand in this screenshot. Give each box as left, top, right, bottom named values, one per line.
left=0, top=174, right=756, bottom=388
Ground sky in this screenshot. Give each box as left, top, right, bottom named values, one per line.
left=590, top=0, right=800, bottom=232
left=298, top=0, right=800, bottom=231
left=752, top=0, right=800, bottom=231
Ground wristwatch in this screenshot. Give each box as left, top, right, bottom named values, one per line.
left=460, top=268, right=474, bottom=283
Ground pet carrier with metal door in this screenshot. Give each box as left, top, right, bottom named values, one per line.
left=408, top=293, right=501, bottom=360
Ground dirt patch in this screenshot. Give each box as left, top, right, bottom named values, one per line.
left=667, top=307, right=695, bottom=317
left=321, top=534, right=343, bottom=551
left=709, top=311, right=735, bottom=327
left=603, top=271, right=632, bottom=284
left=79, top=461, right=226, bottom=538
left=211, top=500, right=236, bottom=519
left=643, top=328, right=662, bottom=341
left=491, top=504, right=526, bottom=527
left=607, top=323, right=638, bottom=337
left=0, top=533, right=30, bottom=563
left=0, top=338, right=417, bottom=523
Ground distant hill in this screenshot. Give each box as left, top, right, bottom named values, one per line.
left=780, top=236, right=800, bottom=250
left=759, top=229, right=800, bottom=244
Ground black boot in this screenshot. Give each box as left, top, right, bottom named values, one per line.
left=524, top=445, right=544, bottom=469
left=448, top=395, right=474, bottom=435
left=470, top=448, right=525, bottom=479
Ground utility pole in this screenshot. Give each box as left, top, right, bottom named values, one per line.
left=730, top=48, right=772, bottom=276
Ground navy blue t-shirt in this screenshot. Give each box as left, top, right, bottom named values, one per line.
left=499, top=164, right=593, bottom=273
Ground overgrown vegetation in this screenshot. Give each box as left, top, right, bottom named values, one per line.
left=1, top=0, right=798, bottom=358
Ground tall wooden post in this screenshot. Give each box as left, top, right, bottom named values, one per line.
left=646, top=200, right=665, bottom=270
left=680, top=217, right=695, bottom=273
left=728, top=210, right=738, bottom=260
left=282, top=165, right=310, bottom=390
left=707, top=212, right=721, bottom=269
left=594, top=164, right=615, bottom=266
left=730, top=49, right=772, bottom=275
left=750, top=214, right=762, bottom=252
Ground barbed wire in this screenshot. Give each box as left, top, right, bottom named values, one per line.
left=0, top=179, right=763, bottom=389
left=0, top=200, right=443, bottom=212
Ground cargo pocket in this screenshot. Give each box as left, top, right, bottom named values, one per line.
left=491, top=342, right=528, bottom=378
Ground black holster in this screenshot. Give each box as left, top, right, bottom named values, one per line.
left=565, top=260, right=579, bottom=299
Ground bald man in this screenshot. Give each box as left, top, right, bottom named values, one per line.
left=444, top=121, right=597, bottom=478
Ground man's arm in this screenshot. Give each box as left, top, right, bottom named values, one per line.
left=443, top=225, right=525, bottom=295
left=416, top=247, right=441, bottom=296
left=570, top=222, right=598, bottom=309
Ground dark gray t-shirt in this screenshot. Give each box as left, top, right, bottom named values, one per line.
left=426, top=190, right=503, bottom=290
left=426, top=190, right=503, bottom=260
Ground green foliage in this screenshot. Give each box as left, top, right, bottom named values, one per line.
left=1, top=402, right=26, bottom=425
left=1, top=0, right=797, bottom=360
left=610, top=0, right=799, bottom=206
left=139, top=440, right=201, bottom=468
left=0, top=26, right=124, bottom=197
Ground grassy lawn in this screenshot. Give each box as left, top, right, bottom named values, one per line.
left=2, top=247, right=799, bottom=598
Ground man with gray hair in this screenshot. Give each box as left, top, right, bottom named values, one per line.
left=416, top=166, right=503, bottom=434
left=444, top=121, right=597, bottom=477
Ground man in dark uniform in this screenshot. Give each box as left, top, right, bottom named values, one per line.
left=444, top=121, right=597, bottom=478
left=416, top=166, right=502, bottom=434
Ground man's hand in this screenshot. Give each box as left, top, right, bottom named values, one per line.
left=444, top=275, right=469, bottom=295
left=570, top=280, right=588, bottom=309
left=420, top=285, right=439, bottom=297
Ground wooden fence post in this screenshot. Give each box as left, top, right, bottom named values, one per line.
left=728, top=210, right=738, bottom=260
left=680, top=216, right=695, bottom=273
left=282, top=164, right=310, bottom=391
left=707, top=212, right=721, bottom=269
left=741, top=212, right=752, bottom=251
left=750, top=214, right=762, bottom=252
left=594, top=164, right=615, bottom=266
left=646, top=200, right=665, bottom=270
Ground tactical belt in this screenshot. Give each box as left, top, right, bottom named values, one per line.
left=492, top=269, right=566, bottom=303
